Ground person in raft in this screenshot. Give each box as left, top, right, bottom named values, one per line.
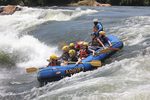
left=68, top=49, right=78, bottom=62
left=75, top=41, right=85, bottom=52
left=76, top=42, right=90, bottom=64
left=69, top=43, right=75, bottom=50
left=99, top=31, right=112, bottom=47
left=59, top=45, right=70, bottom=66
left=88, top=32, right=106, bottom=52
left=93, top=18, right=104, bottom=37
left=47, top=54, right=60, bottom=67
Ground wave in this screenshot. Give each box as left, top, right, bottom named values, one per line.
left=1, top=54, right=150, bottom=100
left=28, top=16, right=150, bottom=100
left=0, top=7, right=98, bottom=68
left=43, top=7, right=98, bottom=21
left=0, top=13, right=150, bottom=100
left=1, top=7, right=150, bottom=100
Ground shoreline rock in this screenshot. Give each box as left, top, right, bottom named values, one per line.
left=70, top=0, right=111, bottom=7
left=0, top=5, right=21, bottom=15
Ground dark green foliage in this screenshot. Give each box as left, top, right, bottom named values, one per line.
left=0, top=51, right=15, bottom=65
left=0, top=0, right=150, bottom=6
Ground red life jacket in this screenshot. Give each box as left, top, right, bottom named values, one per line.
left=79, top=49, right=88, bottom=59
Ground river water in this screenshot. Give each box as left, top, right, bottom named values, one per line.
left=0, top=6, right=150, bottom=100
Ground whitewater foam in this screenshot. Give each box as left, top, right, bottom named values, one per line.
left=0, top=7, right=98, bottom=67
left=29, top=16, right=150, bottom=100
left=1, top=7, right=150, bottom=100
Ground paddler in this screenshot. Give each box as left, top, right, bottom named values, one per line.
left=59, top=45, right=70, bottom=66
left=69, top=43, right=76, bottom=51
left=68, top=49, right=78, bottom=62
left=89, top=32, right=106, bottom=52
left=75, top=41, right=85, bottom=52
left=93, top=18, right=104, bottom=37
left=99, top=31, right=112, bottom=47
left=76, top=42, right=90, bottom=64
left=47, top=54, right=60, bottom=67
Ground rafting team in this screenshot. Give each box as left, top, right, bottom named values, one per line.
left=47, top=18, right=112, bottom=67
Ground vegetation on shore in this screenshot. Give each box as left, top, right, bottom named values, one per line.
left=0, top=0, right=150, bottom=6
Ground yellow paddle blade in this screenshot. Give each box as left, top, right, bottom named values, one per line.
left=26, top=67, right=38, bottom=73
left=90, top=60, right=102, bottom=67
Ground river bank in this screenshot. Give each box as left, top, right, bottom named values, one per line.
left=0, top=0, right=150, bottom=6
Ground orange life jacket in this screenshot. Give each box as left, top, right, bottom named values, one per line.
left=79, top=49, right=88, bottom=59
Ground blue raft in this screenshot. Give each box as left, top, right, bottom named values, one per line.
left=37, top=35, right=123, bottom=85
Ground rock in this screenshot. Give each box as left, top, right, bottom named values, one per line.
left=70, top=0, right=111, bottom=7
left=96, top=3, right=112, bottom=7
left=0, top=5, right=21, bottom=15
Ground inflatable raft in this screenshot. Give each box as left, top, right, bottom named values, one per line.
left=37, top=35, right=123, bottom=86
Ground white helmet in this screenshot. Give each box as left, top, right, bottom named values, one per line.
left=93, top=18, right=98, bottom=22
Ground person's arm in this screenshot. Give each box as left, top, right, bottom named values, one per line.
left=76, top=58, right=82, bottom=65
left=91, top=50, right=95, bottom=56
left=88, top=48, right=95, bottom=56
left=97, top=38, right=106, bottom=49
left=105, top=37, right=112, bottom=47
left=108, top=40, right=112, bottom=47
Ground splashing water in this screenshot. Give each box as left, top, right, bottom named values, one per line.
left=0, top=6, right=150, bottom=100
left=0, top=7, right=97, bottom=68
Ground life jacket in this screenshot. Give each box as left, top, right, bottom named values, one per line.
left=48, top=60, right=58, bottom=66
left=99, top=35, right=109, bottom=44
left=61, top=52, right=69, bottom=61
left=68, top=56, right=78, bottom=62
left=79, top=49, right=89, bottom=59
left=93, top=22, right=104, bottom=37
left=96, top=22, right=104, bottom=32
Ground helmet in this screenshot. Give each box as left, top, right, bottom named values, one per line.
left=77, top=41, right=84, bottom=45
left=62, top=46, right=69, bottom=51
left=99, top=31, right=106, bottom=36
left=47, top=54, right=58, bottom=61
left=69, top=49, right=76, bottom=56
left=83, top=42, right=88, bottom=46
left=69, top=43, right=75, bottom=48
left=93, top=18, right=98, bottom=22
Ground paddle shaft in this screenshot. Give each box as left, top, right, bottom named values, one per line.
left=26, top=60, right=101, bottom=73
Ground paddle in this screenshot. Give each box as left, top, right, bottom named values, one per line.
left=26, top=67, right=39, bottom=73
left=97, top=47, right=120, bottom=54
left=26, top=60, right=101, bottom=73
left=68, top=60, right=101, bottom=67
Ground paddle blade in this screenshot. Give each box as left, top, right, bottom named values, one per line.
left=109, top=47, right=120, bottom=51
left=98, top=47, right=120, bottom=54
left=99, top=48, right=111, bottom=54
left=26, top=67, right=38, bottom=73
left=90, top=60, right=102, bottom=67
